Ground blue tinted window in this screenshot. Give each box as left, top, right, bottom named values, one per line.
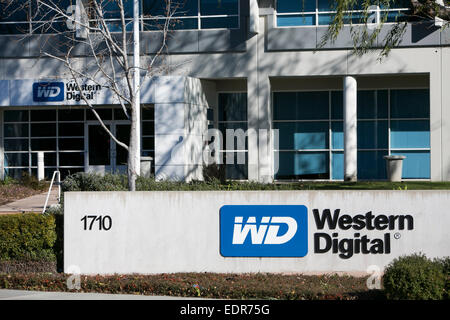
left=390, top=89, right=429, bottom=119
left=277, top=0, right=316, bottom=13
left=357, top=90, right=388, bottom=119
left=102, top=0, right=133, bottom=19
left=358, top=150, right=388, bottom=180
left=201, top=0, right=238, bottom=15
left=1, top=0, right=29, bottom=22
left=331, top=91, right=343, bottom=120
left=357, top=120, right=388, bottom=149
left=294, top=122, right=328, bottom=149
left=318, top=0, right=333, bottom=11
left=201, top=16, right=239, bottom=29
left=273, top=92, right=297, bottom=120
left=297, top=92, right=329, bottom=120
left=144, top=0, right=166, bottom=16
left=390, top=120, right=430, bottom=149
left=331, top=121, right=343, bottom=149
left=277, top=14, right=315, bottom=26
left=391, top=151, right=430, bottom=179
left=332, top=152, right=344, bottom=180
left=274, top=122, right=328, bottom=150
left=275, top=151, right=329, bottom=179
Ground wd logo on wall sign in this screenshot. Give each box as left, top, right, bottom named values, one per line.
left=33, top=82, right=64, bottom=102
left=220, top=205, right=308, bottom=257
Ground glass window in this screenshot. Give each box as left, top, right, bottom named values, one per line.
left=200, top=0, right=239, bottom=16
left=59, top=152, right=84, bottom=167
left=273, top=88, right=430, bottom=181
left=59, top=138, right=84, bottom=150
left=201, top=16, right=238, bottom=29
left=87, top=108, right=113, bottom=120
left=277, top=0, right=315, bottom=13
left=142, top=121, right=155, bottom=136
left=357, top=120, right=388, bottom=149
left=30, top=110, right=56, bottom=122
left=31, top=152, right=57, bottom=167
left=275, top=151, right=329, bottom=179
left=331, top=151, right=344, bottom=180
left=4, top=124, right=28, bottom=137
left=4, top=110, right=28, bottom=122
left=31, top=138, right=56, bottom=151
left=357, top=90, right=388, bottom=119
left=4, top=139, right=29, bottom=151
left=276, top=0, right=411, bottom=27
left=391, top=151, right=430, bottom=179
left=218, top=93, right=247, bottom=122
left=331, top=121, right=343, bottom=149
left=4, top=153, right=29, bottom=167
left=390, top=120, right=430, bottom=149
left=59, top=109, right=84, bottom=122
left=331, top=91, right=343, bottom=120
left=0, top=0, right=29, bottom=22
left=390, top=89, right=429, bottom=119
left=59, top=123, right=84, bottom=136
left=358, top=150, right=388, bottom=180
left=274, top=122, right=328, bottom=150
left=31, top=123, right=57, bottom=137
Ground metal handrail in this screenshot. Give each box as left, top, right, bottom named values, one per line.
left=42, top=170, right=61, bottom=214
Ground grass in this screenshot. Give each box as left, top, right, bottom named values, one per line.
left=0, top=272, right=384, bottom=300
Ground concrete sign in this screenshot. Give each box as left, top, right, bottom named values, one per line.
left=64, top=191, right=450, bottom=275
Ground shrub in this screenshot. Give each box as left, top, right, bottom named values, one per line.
left=435, top=257, right=450, bottom=299
left=62, top=172, right=128, bottom=192
left=383, top=253, right=446, bottom=300
left=0, top=213, right=57, bottom=262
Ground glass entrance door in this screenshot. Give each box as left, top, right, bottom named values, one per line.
left=87, top=124, right=112, bottom=173
left=86, top=122, right=130, bottom=174
left=114, top=124, right=130, bottom=174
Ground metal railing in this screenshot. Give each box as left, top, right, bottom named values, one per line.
left=42, top=170, right=61, bottom=214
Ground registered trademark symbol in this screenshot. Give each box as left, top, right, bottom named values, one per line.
left=394, top=233, right=401, bottom=239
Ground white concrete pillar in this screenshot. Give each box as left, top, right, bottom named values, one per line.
left=343, top=76, right=357, bottom=181
left=37, top=151, right=45, bottom=181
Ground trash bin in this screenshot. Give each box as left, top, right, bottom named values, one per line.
left=140, top=156, right=153, bottom=178
left=384, top=155, right=406, bottom=182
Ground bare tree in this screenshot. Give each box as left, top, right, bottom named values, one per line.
left=318, top=0, right=450, bottom=58
left=1, top=0, right=179, bottom=190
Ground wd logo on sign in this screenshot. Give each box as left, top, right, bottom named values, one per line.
left=220, top=205, right=308, bottom=257
left=33, top=82, right=64, bottom=102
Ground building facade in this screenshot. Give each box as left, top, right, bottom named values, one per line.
left=0, top=0, right=449, bottom=182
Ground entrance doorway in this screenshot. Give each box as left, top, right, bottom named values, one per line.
left=86, top=122, right=130, bottom=174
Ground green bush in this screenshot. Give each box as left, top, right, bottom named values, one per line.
left=0, top=213, right=57, bottom=262
left=62, top=172, right=128, bottom=191
left=383, top=253, right=446, bottom=300
left=435, top=257, right=450, bottom=299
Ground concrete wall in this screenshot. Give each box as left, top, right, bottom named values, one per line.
left=64, top=190, right=450, bottom=275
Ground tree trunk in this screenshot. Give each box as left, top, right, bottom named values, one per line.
left=128, top=101, right=140, bottom=191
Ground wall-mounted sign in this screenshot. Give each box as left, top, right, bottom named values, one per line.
left=32, top=82, right=65, bottom=102
left=220, top=205, right=308, bottom=257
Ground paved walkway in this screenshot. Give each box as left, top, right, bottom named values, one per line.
left=0, top=187, right=59, bottom=214
left=0, top=289, right=198, bottom=300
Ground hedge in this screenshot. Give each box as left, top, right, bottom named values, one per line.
left=383, top=253, right=449, bottom=300
left=0, top=213, right=57, bottom=262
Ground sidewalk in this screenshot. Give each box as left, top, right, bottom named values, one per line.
left=0, top=187, right=59, bottom=214
left=0, top=289, right=198, bottom=300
